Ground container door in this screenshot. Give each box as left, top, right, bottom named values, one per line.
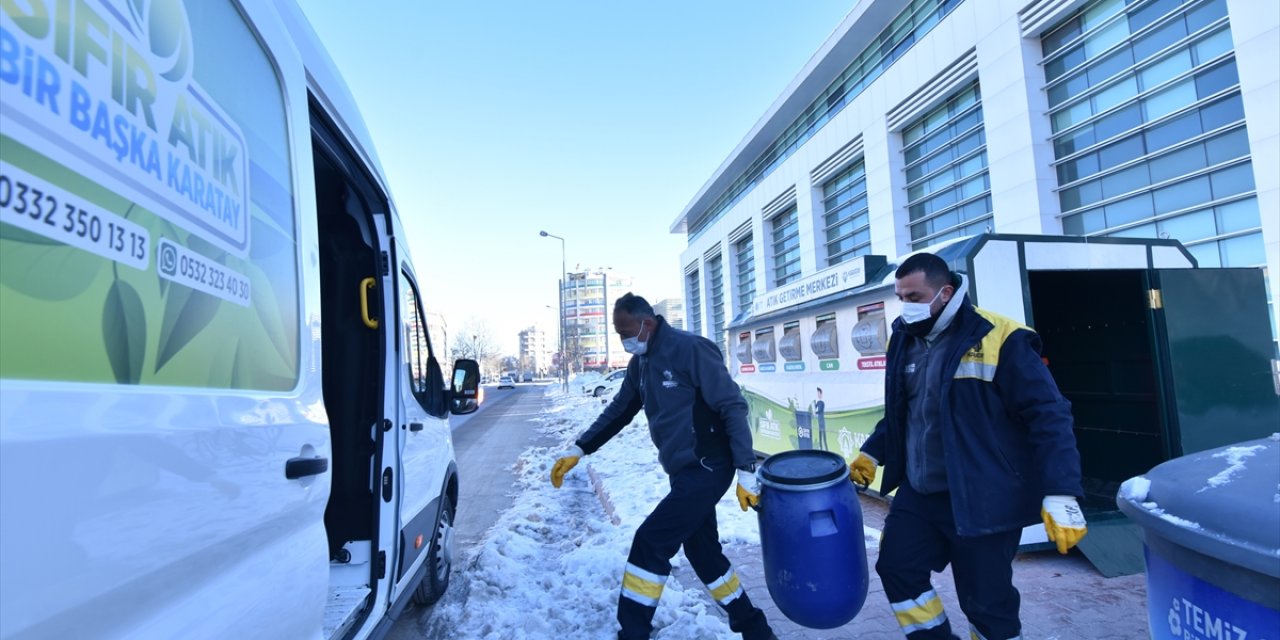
left=1147, top=268, right=1280, bottom=456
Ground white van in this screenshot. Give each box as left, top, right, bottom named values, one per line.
left=0, top=1, right=478, bottom=638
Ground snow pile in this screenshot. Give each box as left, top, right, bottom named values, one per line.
left=1119, top=476, right=1150, bottom=503
left=1155, top=511, right=1203, bottom=530
left=425, top=388, right=880, bottom=638
left=424, top=391, right=742, bottom=639
left=1200, top=444, right=1266, bottom=492
left=1132, top=500, right=1204, bottom=531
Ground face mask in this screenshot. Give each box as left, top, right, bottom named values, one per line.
left=900, top=288, right=943, bottom=324
left=622, top=320, right=649, bottom=355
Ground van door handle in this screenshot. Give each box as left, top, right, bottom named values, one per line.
left=408, top=422, right=423, bottom=432
left=285, top=456, right=329, bottom=479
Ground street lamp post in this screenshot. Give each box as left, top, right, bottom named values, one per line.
left=539, top=230, right=568, bottom=393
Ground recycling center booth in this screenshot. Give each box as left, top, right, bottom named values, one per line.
left=732, top=234, right=1280, bottom=577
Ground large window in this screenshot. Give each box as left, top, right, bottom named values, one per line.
left=688, top=0, right=965, bottom=239
left=0, top=0, right=298, bottom=389
left=821, top=160, right=871, bottom=265
left=771, top=206, right=801, bottom=287
left=734, top=235, right=756, bottom=315
left=708, top=254, right=726, bottom=356
left=902, top=83, right=992, bottom=249
left=400, top=272, right=434, bottom=408
left=686, top=269, right=703, bottom=335
left=737, top=236, right=752, bottom=316
left=1042, top=0, right=1263, bottom=268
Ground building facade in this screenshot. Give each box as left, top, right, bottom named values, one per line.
left=517, top=326, right=551, bottom=377
left=561, top=270, right=635, bottom=371
left=654, top=298, right=687, bottom=331
left=673, top=0, right=1278, bottom=352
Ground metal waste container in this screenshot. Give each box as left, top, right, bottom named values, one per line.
left=1116, top=435, right=1280, bottom=639
left=757, top=449, right=868, bottom=629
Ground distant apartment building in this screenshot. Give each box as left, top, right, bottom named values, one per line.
left=561, top=270, right=634, bottom=371
left=518, top=326, right=552, bottom=376
left=424, top=311, right=450, bottom=373
left=653, top=298, right=686, bottom=331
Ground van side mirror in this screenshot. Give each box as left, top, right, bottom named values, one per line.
left=450, top=359, right=481, bottom=415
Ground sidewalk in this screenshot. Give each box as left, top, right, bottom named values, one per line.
left=669, top=493, right=1151, bottom=639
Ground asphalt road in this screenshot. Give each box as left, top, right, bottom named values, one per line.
left=387, top=382, right=559, bottom=639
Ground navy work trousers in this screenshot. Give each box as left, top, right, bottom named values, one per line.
left=876, top=481, right=1022, bottom=640
left=616, top=459, right=773, bottom=640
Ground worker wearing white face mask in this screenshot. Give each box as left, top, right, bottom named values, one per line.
left=549, top=293, right=776, bottom=640
left=848, top=253, right=1086, bottom=640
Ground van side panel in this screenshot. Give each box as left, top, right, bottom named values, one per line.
left=0, top=1, right=330, bottom=637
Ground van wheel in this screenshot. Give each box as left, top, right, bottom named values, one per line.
left=412, top=496, right=454, bottom=606
left=593, top=386, right=605, bottom=397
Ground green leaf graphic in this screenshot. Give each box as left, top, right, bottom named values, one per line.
left=229, top=333, right=295, bottom=390
left=1, top=223, right=62, bottom=245
left=102, top=279, right=147, bottom=384
left=155, top=284, right=220, bottom=372
left=241, top=260, right=295, bottom=367
left=0, top=231, right=105, bottom=301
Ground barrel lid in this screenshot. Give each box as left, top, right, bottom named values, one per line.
left=760, top=450, right=847, bottom=486
left=1116, top=434, right=1280, bottom=578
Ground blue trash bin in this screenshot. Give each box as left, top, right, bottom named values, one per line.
left=757, top=449, right=868, bottom=629
left=1116, top=435, right=1280, bottom=639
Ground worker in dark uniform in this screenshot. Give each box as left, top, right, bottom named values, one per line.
left=849, top=253, right=1087, bottom=640
left=550, top=293, right=776, bottom=640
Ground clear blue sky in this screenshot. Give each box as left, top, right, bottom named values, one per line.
left=298, top=1, right=854, bottom=354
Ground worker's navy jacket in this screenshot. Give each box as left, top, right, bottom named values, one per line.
left=861, top=298, right=1084, bottom=536
left=576, top=317, right=755, bottom=474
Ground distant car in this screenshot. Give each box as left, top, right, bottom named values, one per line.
left=521, top=373, right=533, bottom=382
left=498, top=376, right=515, bottom=389
left=584, top=369, right=626, bottom=397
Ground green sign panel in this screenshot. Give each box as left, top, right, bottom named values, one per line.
left=819, top=360, right=840, bottom=371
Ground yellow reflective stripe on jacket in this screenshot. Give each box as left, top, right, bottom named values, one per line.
left=621, top=563, right=666, bottom=607
left=705, top=568, right=744, bottom=605
left=954, top=308, right=1031, bottom=382
left=891, top=589, right=947, bottom=634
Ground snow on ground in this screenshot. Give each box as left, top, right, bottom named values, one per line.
left=424, top=387, right=877, bottom=639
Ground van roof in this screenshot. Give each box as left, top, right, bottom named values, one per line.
left=274, top=0, right=393, bottom=207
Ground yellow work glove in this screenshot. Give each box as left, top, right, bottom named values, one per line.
left=1041, top=495, right=1088, bottom=554
left=550, top=445, right=583, bottom=488
left=735, top=468, right=760, bottom=511
left=848, top=453, right=877, bottom=486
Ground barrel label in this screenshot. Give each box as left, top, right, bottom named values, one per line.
left=1145, top=545, right=1279, bottom=640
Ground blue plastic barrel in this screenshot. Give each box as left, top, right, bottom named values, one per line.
left=757, top=449, right=868, bottom=629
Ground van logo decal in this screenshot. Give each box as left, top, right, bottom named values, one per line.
left=1, top=0, right=251, bottom=256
